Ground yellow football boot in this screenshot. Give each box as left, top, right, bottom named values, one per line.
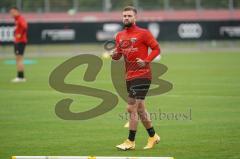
left=116, top=139, right=135, bottom=150
left=143, top=134, right=160, bottom=149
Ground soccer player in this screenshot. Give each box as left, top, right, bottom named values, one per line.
left=112, top=6, right=160, bottom=150
left=9, top=7, right=28, bottom=82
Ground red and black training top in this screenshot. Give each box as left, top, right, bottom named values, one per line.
left=14, top=15, right=28, bottom=44
left=112, top=24, right=160, bottom=81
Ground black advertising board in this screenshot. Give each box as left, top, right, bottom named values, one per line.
left=0, top=20, right=239, bottom=44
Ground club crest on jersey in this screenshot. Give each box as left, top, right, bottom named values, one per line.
left=130, top=37, right=137, bottom=43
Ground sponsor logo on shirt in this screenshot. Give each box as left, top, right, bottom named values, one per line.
left=119, top=38, right=138, bottom=54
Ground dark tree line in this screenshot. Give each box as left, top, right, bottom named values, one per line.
left=1, top=0, right=239, bottom=13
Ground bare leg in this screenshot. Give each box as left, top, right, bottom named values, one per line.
left=16, top=55, right=24, bottom=73
left=137, top=100, right=152, bottom=129
left=116, top=97, right=138, bottom=150
left=127, top=97, right=139, bottom=131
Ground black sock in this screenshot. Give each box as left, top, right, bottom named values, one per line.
left=17, top=71, right=24, bottom=78
left=147, top=127, right=155, bottom=137
left=128, top=130, right=136, bottom=141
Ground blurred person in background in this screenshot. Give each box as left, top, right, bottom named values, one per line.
left=9, top=7, right=28, bottom=82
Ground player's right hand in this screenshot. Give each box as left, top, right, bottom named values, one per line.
left=109, top=48, right=117, bottom=57
left=111, top=49, right=123, bottom=60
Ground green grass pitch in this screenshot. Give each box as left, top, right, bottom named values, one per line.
left=0, top=48, right=240, bottom=159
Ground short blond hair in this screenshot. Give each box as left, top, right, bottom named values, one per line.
left=123, top=6, right=137, bottom=14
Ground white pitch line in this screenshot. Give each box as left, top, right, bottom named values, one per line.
left=12, top=156, right=174, bottom=159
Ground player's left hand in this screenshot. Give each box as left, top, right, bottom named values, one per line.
left=136, top=58, right=146, bottom=67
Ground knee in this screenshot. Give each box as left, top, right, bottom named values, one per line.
left=127, top=105, right=137, bottom=114
left=137, top=107, right=145, bottom=115
left=137, top=100, right=144, bottom=108
left=137, top=101, right=145, bottom=114
left=127, top=106, right=133, bottom=113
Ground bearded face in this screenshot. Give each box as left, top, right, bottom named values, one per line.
left=122, top=10, right=136, bottom=28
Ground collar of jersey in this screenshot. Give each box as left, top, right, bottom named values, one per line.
left=14, top=15, right=21, bottom=20
left=125, top=24, right=137, bottom=32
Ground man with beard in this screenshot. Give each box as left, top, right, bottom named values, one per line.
left=112, top=6, right=161, bottom=150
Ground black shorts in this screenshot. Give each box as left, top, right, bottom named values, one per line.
left=14, top=43, right=26, bottom=55
left=126, top=78, right=151, bottom=100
